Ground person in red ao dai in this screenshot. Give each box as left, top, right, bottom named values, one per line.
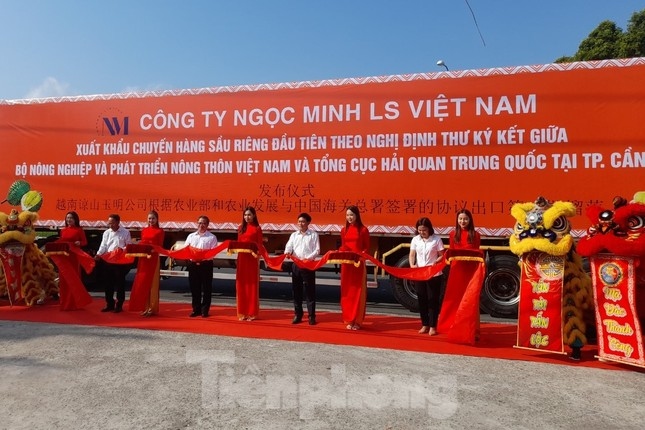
left=339, top=206, right=370, bottom=330
left=236, top=206, right=263, bottom=321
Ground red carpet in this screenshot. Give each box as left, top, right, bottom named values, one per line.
left=0, top=298, right=635, bottom=371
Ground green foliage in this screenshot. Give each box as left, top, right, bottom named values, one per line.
left=554, top=56, right=574, bottom=64
left=619, top=9, right=645, bottom=57
left=574, top=21, right=622, bottom=61
left=559, top=9, right=645, bottom=61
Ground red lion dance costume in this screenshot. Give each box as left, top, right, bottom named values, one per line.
left=577, top=193, right=645, bottom=369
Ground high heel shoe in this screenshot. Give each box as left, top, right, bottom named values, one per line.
left=418, top=326, right=429, bottom=334
left=428, top=327, right=437, bottom=336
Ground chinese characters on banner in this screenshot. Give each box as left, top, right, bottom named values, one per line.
left=52, top=195, right=518, bottom=221
left=589, top=255, right=645, bottom=369
left=516, top=251, right=565, bottom=354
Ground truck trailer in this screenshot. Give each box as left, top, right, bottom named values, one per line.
left=2, top=58, right=644, bottom=317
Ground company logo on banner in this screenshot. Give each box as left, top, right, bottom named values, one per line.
left=590, top=255, right=645, bottom=369
left=98, top=108, right=129, bottom=136
left=516, top=251, right=565, bottom=354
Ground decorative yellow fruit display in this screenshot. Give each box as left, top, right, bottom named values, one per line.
left=20, top=190, right=43, bottom=212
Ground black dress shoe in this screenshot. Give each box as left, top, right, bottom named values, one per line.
left=189, top=311, right=200, bottom=317
left=308, top=316, right=316, bottom=326
left=113, top=307, right=122, bottom=314
left=202, top=313, right=209, bottom=318
left=101, top=306, right=115, bottom=312
left=292, top=315, right=303, bottom=324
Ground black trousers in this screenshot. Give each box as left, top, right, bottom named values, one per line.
left=98, top=260, right=130, bottom=307
left=416, top=275, right=443, bottom=327
left=292, top=264, right=316, bottom=317
left=188, top=260, right=214, bottom=315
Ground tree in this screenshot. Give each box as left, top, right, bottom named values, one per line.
left=555, top=8, right=645, bottom=62
left=619, top=9, right=645, bottom=57
left=574, top=21, right=622, bottom=61
left=554, top=55, right=574, bottom=63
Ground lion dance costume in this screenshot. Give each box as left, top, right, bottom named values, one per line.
left=577, top=193, right=645, bottom=368
left=0, top=180, right=58, bottom=305
left=509, top=196, right=594, bottom=360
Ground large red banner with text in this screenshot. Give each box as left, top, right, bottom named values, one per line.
left=590, top=255, right=645, bottom=369
left=1, top=60, right=645, bottom=230
left=516, top=252, right=565, bottom=354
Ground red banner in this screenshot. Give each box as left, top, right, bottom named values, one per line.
left=261, top=248, right=446, bottom=281
left=2, top=61, right=645, bottom=233
left=516, top=251, right=565, bottom=354
left=590, top=255, right=645, bottom=369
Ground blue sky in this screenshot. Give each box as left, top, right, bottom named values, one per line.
left=1, top=0, right=643, bottom=100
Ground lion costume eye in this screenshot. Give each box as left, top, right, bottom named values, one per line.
left=515, top=222, right=525, bottom=233
left=551, top=215, right=569, bottom=233
left=627, top=215, right=644, bottom=231
left=599, top=210, right=613, bottom=223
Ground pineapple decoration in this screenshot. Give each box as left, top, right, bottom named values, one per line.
left=0, top=180, right=57, bottom=305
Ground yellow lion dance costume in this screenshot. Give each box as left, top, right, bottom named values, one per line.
left=510, top=196, right=594, bottom=360
left=0, top=209, right=58, bottom=306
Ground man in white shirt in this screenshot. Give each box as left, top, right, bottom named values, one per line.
left=284, top=212, right=320, bottom=325
left=184, top=215, right=218, bottom=318
left=95, top=213, right=132, bottom=313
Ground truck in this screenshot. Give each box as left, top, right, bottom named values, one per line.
left=2, top=58, right=644, bottom=317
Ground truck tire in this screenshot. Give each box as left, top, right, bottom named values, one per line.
left=389, top=255, right=419, bottom=313
left=479, top=254, right=520, bottom=318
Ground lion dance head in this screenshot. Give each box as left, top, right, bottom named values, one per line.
left=577, top=192, right=645, bottom=261
left=509, top=196, right=576, bottom=256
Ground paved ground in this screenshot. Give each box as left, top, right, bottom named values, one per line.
left=134, top=271, right=513, bottom=324
left=2, top=313, right=645, bottom=429
left=3, top=269, right=644, bottom=429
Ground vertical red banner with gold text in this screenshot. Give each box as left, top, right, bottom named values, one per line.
left=590, top=255, right=645, bottom=369
left=516, top=251, right=565, bottom=354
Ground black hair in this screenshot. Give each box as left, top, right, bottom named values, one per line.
left=65, top=211, right=80, bottom=227
left=345, top=205, right=364, bottom=229
left=415, top=217, right=435, bottom=236
left=240, top=206, right=258, bottom=233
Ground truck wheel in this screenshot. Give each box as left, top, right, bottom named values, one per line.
left=389, top=255, right=419, bottom=313
left=480, top=254, right=520, bottom=318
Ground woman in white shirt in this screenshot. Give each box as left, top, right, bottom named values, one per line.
left=409, top=217, right=444, bottom=336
